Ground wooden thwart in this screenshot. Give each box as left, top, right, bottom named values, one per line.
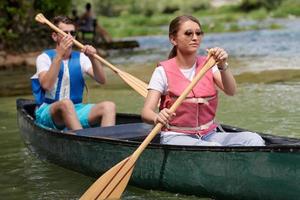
left=35, top=13, right=148, bottom=98
left=80, top=55, right=217, bottom=200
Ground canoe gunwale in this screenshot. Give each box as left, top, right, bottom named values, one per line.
left=17, top=98, right=300, bottom=153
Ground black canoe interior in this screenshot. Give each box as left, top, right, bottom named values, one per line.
left=20, top=99, right=162, bottom=143
left=19, top=99, right=300, bottom=146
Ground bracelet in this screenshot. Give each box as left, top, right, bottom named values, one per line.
left=218, top=62, right=228, bottom=72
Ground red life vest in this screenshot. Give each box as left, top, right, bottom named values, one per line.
left=159, top=55, right=218, bottom=135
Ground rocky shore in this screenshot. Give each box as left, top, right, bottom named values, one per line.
left=0, top=51, right=38, bottom=70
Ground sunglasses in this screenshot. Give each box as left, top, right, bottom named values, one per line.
left=184, top=30, right=204, bottom=38
left=62, top=30, right=77, bottom=37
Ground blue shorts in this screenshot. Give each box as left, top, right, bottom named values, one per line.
left=35, top=103, right=94, bottom=130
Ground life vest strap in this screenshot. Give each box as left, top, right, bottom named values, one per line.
left=170, top=96, right=216, bottom=105
left=166, top=120, right=214, bottom=131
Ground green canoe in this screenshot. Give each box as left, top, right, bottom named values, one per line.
left=17, top=99, right=300, bottom=200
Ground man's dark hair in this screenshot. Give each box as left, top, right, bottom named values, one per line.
left=86, top=3, right=91, bottom=11
left=52, top=16, right=74, bottom=27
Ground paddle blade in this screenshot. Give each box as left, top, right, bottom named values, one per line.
left=80, top=157, right=133, bottom=200
left=118, top=71, right=148, bottom=98
left=96, top=166, right=134, bottom=200
left=35, top=13, right=46, bottom=24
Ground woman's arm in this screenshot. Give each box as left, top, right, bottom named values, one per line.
left=213, top=67, right=236, bottom=96
left=210, top=47, right=237, bottom=96
left=141, top=90, right=161, bottom=124
left=142, top=89, right=175, bottom=125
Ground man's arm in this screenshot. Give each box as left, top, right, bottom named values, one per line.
left=39, top=35, right=74, bottom=90
left=82, top=45, right=106, bottom=84
left=39, top=54, right=63, bottom=91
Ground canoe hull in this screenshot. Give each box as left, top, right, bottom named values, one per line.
left=17, top=99, right=300, bottom=200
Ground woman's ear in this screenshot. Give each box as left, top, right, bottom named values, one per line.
left=170, top=36, right=177, bottom=46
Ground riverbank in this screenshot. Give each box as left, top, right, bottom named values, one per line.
left=0, top=14, right=291, bottom=71
left=0, top=51, right=38, bottom=70
left=0, top=46, right=110, bottom=70
left=2, top=0, right=300, bottom=69
left=1, top=16, right=300, bottom=97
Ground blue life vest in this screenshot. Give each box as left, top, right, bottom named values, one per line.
left=31, top=49, right=85, bottom=105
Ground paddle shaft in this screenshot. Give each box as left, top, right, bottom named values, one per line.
left=35, top=14, right=148, bottom=97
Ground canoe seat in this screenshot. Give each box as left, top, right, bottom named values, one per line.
left=75, top=123, right=161, bottom=143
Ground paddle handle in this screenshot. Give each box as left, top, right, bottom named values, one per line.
left=35, top=13, right=121, bottom=74
left=132, top=56, right=216, bottom=159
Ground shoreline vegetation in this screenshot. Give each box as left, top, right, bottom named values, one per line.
left=98, top=1, right=298, bottom=39
left=0, top=0, right=299, bottom=61
left=1, top=0, right=300, bottom=53
left=1, top=0, right=300, bottom=97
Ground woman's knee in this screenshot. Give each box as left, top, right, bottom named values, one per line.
left=243, top=132, right=265, bottom=146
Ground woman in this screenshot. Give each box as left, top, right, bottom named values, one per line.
left=141, top=15, right=265, bottom=146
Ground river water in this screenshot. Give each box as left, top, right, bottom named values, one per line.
left=0, top=18, right=300, bottom=199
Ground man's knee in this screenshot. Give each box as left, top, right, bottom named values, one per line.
left=56, top=99, right=75, bottom=112
left=100, top=101, right=116, bottom=114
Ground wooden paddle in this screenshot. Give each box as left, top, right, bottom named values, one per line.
left=35, top=13, right=148, bottom=98
left=80, top=55, right=217, bottom=200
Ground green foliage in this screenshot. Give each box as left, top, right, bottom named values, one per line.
left=272, top=0, right=300, bottom=17
left=0, top=0, right=298, bottom=52
left=0, top=0, right=32, bottom=51
left=0, top=0, right=72, bottom=52
left=91, top=0, right=210, bottom=17
left=248, top=8, right=268, bottom=20
left=239, top=0, right=282, bottom=11
left=99, top=14, right=172, bottom=37
left=33, top=0, right=71, bottom=17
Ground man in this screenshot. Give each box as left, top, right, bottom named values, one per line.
left=31, top=16, right=115, bottom=130
left=79, top=2, right=112, bottom=42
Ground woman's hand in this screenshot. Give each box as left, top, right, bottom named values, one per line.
left=154, top=108, right=176, bottom=125
left=209, top=47, right=228, bottom=69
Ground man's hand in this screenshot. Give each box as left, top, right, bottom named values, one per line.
left=81, top=45, right=97, bottom=59
left=56, top=34, right=74, bottom=59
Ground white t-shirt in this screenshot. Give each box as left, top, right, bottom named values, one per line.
left=36, top=52, right=92, bottom=75
left=148, top=63, right=219, bottom=94
left=34, top=52, right=92, bottom=100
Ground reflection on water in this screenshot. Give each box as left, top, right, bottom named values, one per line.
left=218, top=83, right=300, bottom=138
left=1, top=18, right=300, bottom=200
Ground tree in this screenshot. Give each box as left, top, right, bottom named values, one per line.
left=0, top=0, right=72, bottom=52
left=239, top=0, right=282, bottom=11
